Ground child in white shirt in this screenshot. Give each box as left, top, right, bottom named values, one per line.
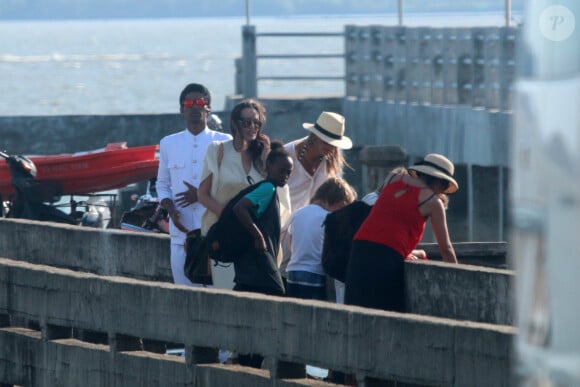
left=286, top=177, right=357, bottom=300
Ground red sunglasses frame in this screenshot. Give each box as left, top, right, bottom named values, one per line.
left=182, top=98, right=207, bottom=108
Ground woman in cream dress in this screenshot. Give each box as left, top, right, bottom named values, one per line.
left=198, top=99, right=290, bottom=289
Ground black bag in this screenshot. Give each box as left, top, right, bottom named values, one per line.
left=206, top=181, right=269, bottom=264
left=184, top=229, right=212, bottom=285
left=321, top=201, right=372, bottom=282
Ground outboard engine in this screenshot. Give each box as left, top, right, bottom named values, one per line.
left=0, top=150, right=76, bottom=224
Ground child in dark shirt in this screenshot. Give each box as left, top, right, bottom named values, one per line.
left=231, top=141, right=293, bottom=369
left=232, top=142, right=293, bottom=296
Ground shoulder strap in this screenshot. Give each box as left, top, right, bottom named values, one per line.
left=385, top=172, right=397, bottom=186
left=217, top=142, right=224, bottom=169
left=221, top=180, right=269, bottom=216
left=418, top=192, right=436, bottom=208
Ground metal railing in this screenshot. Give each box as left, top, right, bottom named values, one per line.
left=240, top=25, right=344, bottom=98
left=239, top=24, right=517, bottom=111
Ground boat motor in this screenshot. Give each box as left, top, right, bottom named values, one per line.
left=0, top=150, right=77, bottom=224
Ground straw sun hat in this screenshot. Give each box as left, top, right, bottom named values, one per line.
left=302, top=111, right=353, bottom=149
left=408, top=153, right=459, bottom=194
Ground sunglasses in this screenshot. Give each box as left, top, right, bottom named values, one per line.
left=182, top=98, right=207, bottom=108
left=238, top=118, right=262, bottom=129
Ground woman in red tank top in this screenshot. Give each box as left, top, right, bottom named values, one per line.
left=345, top=154, right=459, bottom=311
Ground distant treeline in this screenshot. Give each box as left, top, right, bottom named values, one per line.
left=1, top=0, right=524, bottom=20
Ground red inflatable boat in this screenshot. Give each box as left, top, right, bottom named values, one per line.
left=0, top=143, right=159, bottom=197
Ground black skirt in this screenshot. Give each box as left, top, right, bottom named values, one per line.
left=344, top=240, right=406, bottom=312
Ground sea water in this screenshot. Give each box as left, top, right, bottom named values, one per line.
left=0, top=12, right=519, bottom=116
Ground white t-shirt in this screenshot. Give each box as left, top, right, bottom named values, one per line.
left=286, top=203, right=329, bottom=276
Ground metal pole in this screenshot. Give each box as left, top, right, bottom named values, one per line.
left=398, top=0, right=403, bottom=26
left=241, top=25, right=257, bottom=98
left=245, top=0, right=251, bottom=25
left=505, top=0, right=511, bottom=26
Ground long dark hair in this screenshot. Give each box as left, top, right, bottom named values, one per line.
left=230, top=99, right=268, bottom=173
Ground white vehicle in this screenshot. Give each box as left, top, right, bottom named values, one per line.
left=511, top=0, right=580, bottom=385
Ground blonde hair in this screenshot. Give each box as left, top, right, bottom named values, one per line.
left=307, top=133, right=352, bottom=176
left=311, top=177, right=358, bottom=206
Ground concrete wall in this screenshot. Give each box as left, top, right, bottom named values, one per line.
left=406, top=261, right=513, bottom=325
left=345, top=26, right=517, bottom=111
left=0, top=218, right=511, bottom=325
left=0, top=257, right=514, bottom=387
left=0, top=96, right=342, bottom=156
left=343, top=99, right=511, bottom=167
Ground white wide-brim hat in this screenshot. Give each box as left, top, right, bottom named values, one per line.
left=408, top=153, right=459, bottom=194
left=302, top=111, right=353, bottom=150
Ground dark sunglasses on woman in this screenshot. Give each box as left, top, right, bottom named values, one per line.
left=238, top=118, right=262, bottom=128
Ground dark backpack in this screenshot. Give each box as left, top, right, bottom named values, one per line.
left=206, top=180, right=271, bottom=263
left=321, top=201, right=372, bottom=282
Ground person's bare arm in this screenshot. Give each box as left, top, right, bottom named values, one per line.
left=233, top=198, right=266, bottom=254
left=428, top=198, right=458, bottom=264
left=197, top=174, right=224, bottom=217
left=160, top=198, right=188, bottom=233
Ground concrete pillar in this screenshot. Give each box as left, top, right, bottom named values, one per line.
left=234, top=57, right=243, bottom=95
left=484, top=27, right=502, bottom=110
left=382, top=27, right=398, bottom=103
left=472, top=27, right=488, bottom=108
left=472, top=165, right=509, bottom=241
left=443, top=28, right=459, bottom=105
left=241, top=25, right=257, bottom=98
left=499, top=27, right=517, bottom=111
left=345, top=25, right=360, bottom=97
left=358, top=145, right=407, bottom=194
left=356, top=26, right=373, bottom=100
left=457, top=29, right=474, bottom=106
left=405, top=28, right=420, bottom=104
left=430, top=29, right=446, bottom=106
left=393, top=27, right=408, bottom=104
left=417, top=27, right=433, bottom=105
left=370, top=25, right=385, bottom=100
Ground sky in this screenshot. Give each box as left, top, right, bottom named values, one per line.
left=0, top=0, right=524, bottom=21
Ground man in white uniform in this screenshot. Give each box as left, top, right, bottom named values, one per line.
left=156, top=83, right=232, bottom=286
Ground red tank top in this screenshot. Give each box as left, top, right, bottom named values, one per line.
left=354, top=179, right=427, bottom=258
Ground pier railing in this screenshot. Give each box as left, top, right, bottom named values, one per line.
left=240, top=25, right=345, bottom=98
left=0, top=218, right=512, bottom=325
left=0, top=256, right=513, bottom=387
left=0, top=219, right=514, bottom=386
left=240, top=24, right=518, bottom=111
